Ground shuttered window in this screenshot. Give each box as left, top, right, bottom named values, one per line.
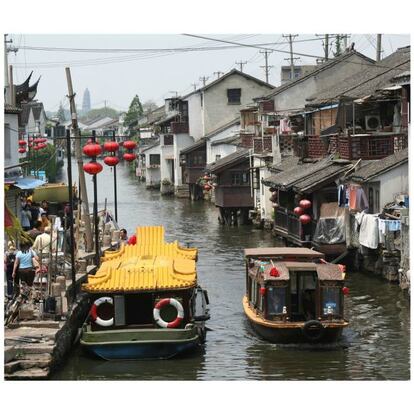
left=227, top=88, right=241, bottom=104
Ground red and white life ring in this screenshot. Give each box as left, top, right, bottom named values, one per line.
left=90, top=296, right=114, bottom=327
left=153, top=298, right=184, bottom=329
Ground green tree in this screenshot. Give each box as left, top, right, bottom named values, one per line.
left=56, top=102, right=66, bottom=123
left=124, top=95, right=144, bottom=127
left=82, top=107, right=119, bottom=121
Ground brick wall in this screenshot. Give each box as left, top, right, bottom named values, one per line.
left=307, top=135, right=327, bottom=158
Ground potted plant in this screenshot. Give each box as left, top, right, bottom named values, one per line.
left=161, top=179, right=173, bottom=195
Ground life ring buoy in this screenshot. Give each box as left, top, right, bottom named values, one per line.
left=90, top=296, right=114, bottom=327
left=153, top=298, right=184, bottom=329
left=302, top=320, right=324, bottom=341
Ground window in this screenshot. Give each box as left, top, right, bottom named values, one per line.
left=163, top=134, right=173, bottom=145
left=267, top=287, right=286, bottom=315
left=227, top=88, right=241, bottom=104
left=215, top=154, right=221, bottom=161
left=231, top=171, right=249, bottom=185
left=149, top=154, right=160, bottom=165
left=322, top=287, right=341, bottom=316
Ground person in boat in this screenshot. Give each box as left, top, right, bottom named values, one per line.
left=120, top=228, right=128, bottom=243
left=12, top=241, right=40, bottom=294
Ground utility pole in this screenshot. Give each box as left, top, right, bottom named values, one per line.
left=191, top=83, right=198, bottom=91
left=65, top=67, right=93, bottom=252
left=104, top=99, right=107, bottom=116
left=376, top=34, right=382, bottom=62
left=283, top=34, right=299, bottom=81
left=259, top=50, right=273, bottom=84
left=4, top=34, right=18, bottom=105
left=324, top=34, right=329, bottom=60
left=235, top=60, right=247, bottom=72
left=213, top=71, right=224, bottom=79
left=199, top=76, right=209, bottom=87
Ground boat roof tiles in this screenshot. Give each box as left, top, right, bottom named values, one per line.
left=82, top=226, right=198, bottom=293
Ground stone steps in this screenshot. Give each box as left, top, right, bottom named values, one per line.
left=5, top=367, right=50, bottom=380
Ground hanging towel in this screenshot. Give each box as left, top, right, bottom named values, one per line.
left=358, top=212, right=379, bottom=249
left=349, top=185, right=358, bottom=210
left=388, top=220, right=401, bottom=232
left=357, top=187, right=369, bottom=211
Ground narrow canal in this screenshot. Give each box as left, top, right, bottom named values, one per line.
left=53, top=160, right=410, bottom=380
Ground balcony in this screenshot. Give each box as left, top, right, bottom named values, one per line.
left=253, top=136, right=272, bottom=154
left=274, top=206, right=316, bottom=245
left=171, top=122, right=189, bottom=134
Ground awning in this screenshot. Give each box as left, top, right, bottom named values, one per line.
left=11, top=176, right=46, bottom=190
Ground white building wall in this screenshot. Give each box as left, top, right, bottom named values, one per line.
left=143, top=145, right=161, bottom=187
left=203, top=74, right=272, bottom=135
left=4, top=112, right=20, bottom=171
left=173, top=133, right=194, bottom=186
left=209, top=144, right=238, bottom=165
left=187, top=92, right=203, bottom=141
left=377, top=164, right=409, bottom=207
left=253, top=156, right=273, bottom=221
left=160, top=142, right=174, bottom=183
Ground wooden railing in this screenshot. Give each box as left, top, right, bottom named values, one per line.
left=171, top=122, right=189, bottom=134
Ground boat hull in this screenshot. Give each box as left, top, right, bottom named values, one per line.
left=243, top=296, right=347, bottom=344
left=80, top=324, right=202, bottom=360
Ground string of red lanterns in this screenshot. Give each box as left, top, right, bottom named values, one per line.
left=293, top=198, right=312, bottom=225
left=122, top=140, right=137, bottom=162
left=103, top=141, right=120, bottom=167
left=83, top=139, right=103, bottom=175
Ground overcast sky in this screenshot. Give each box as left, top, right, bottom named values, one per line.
left=8, top=33, right=410, bottom=113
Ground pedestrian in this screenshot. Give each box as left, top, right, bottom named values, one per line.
left=4, top=242, right=17, bottom=299
left=12, top=241, right=40, bottom=293
left=27, top=220, right=43, bottom=241
left=39, top=212, right=50, bottom=232
left=39, top=200, right=49, bottom=216
left=33, top=226, right=56, bottom=257
left=27, top=199, right=40, bottom=228
left=20, top=202, right=32, bottom=231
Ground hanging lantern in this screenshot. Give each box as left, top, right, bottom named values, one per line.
left=299, top=214, right=312, bottom=225
left=123, top=152, right=136, bottom=162
left=104, top=156, right=120, bottom=167
left=34, top=138, right=42, bottom=144
left=269, top=267, right=280, bottom=277
left=83, top=143, right=102, bottom=157
left=33, top=145, right=40, bottom=151
left=299, top=199, right=312, bottom=210
left=83, top=161, right=103, bottom=175
left=18, top=140, right=27, bottom=146
left=39, top=143, right=47, bottom=149
left=28, top=143, right=33, bottom=148
left=28, top=137, right=33, bottom=142
left=103, top=141, right=119, bottom=152
left=342, top=286, right=350, bottom=295
left=259, top=287, right=266, bottom=296
left=123, top=140, right=137, bottom=150
left=293, top=206, right=304, bottom=216
left=18, top=147, right=26, bottom=154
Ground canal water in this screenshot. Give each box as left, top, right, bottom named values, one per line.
left=53, top=160, right=410, bottom=380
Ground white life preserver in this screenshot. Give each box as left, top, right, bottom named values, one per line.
left=153, top=298, right=184, bottom=329
left=90, top=296, right=114, bottom=327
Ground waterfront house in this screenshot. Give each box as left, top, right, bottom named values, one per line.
left=139, top=141, right=161, bottom=188
left=20, top=101, right=48, bottom=137
left=206, top=148, right=253, bottom=225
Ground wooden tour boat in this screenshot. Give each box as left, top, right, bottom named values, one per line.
left=80, top=226, right=210, bottom=360
left=243, top=247, right=349, bottom=343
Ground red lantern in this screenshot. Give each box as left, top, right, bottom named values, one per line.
left=342, top=286, right=350, bottom=295
left=34, top=138, right=42, bottom=144
left=33, top=145, right=40, bottom=151
left=299, top=199, right=312, bottom=210
left=270, top=267, right=280, bottom=277
left=28, top=143, right=33, bottom=148
left=293, top=206, right=304, bottom=216
left=259, top=287, right=266, bottom=296
left=104, top=156, right=120, bottom=167
left=18, top=140, right=27, bottom=146
left=83, top=143, right=102, bottom=157
left=103, top=141, right=119, bottom=152
left=123, top=153, right=136, bottom=162
left=299, top=214, right=312, bottom=225
left=83, top=161, right=103, bottom=175
left=39, top=143, right=47, bottom=149
left=123, top=140, right=137, bottom=150
left=28, top=137, right=33, bottom=142
left=18, top=147, right=26, bottom=153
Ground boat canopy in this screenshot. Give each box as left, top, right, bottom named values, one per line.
left=82, top=226, right=198, bottom=293
left=244, top=247, right=324, bottom=260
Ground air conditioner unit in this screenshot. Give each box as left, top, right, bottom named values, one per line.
left=365, top=115, right=381, bottom=131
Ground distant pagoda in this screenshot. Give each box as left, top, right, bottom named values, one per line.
left=82, top=87, right=91, bottom=114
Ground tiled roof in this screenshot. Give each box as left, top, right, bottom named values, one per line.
left=206, top=148, right=250, bottom=173
left=263, top=157, right=355, bottom=193
left=306, top=46, right=410, bottom=105
left=210, top=134, right=240, bottom=147
left=180, top=138, right=206, bottom=155
left=82, top=226, right=198, bottom=293
left=261, top=50, right=375, bottom=100
left=349, top=148, right=408, bottom=182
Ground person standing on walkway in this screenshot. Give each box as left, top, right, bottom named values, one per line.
left=12, top=241, right=40, bottom=293
left=27, top=199, right=40, bottom=228
left=32, top=226, right=56, bottom=257
left=39, top=212, right=50, bottom=232
left=5, top=242, right=17, bottom=298
left=20, top=201, right=32, bottom=231
left=27, top=221, right=43, bottom=241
